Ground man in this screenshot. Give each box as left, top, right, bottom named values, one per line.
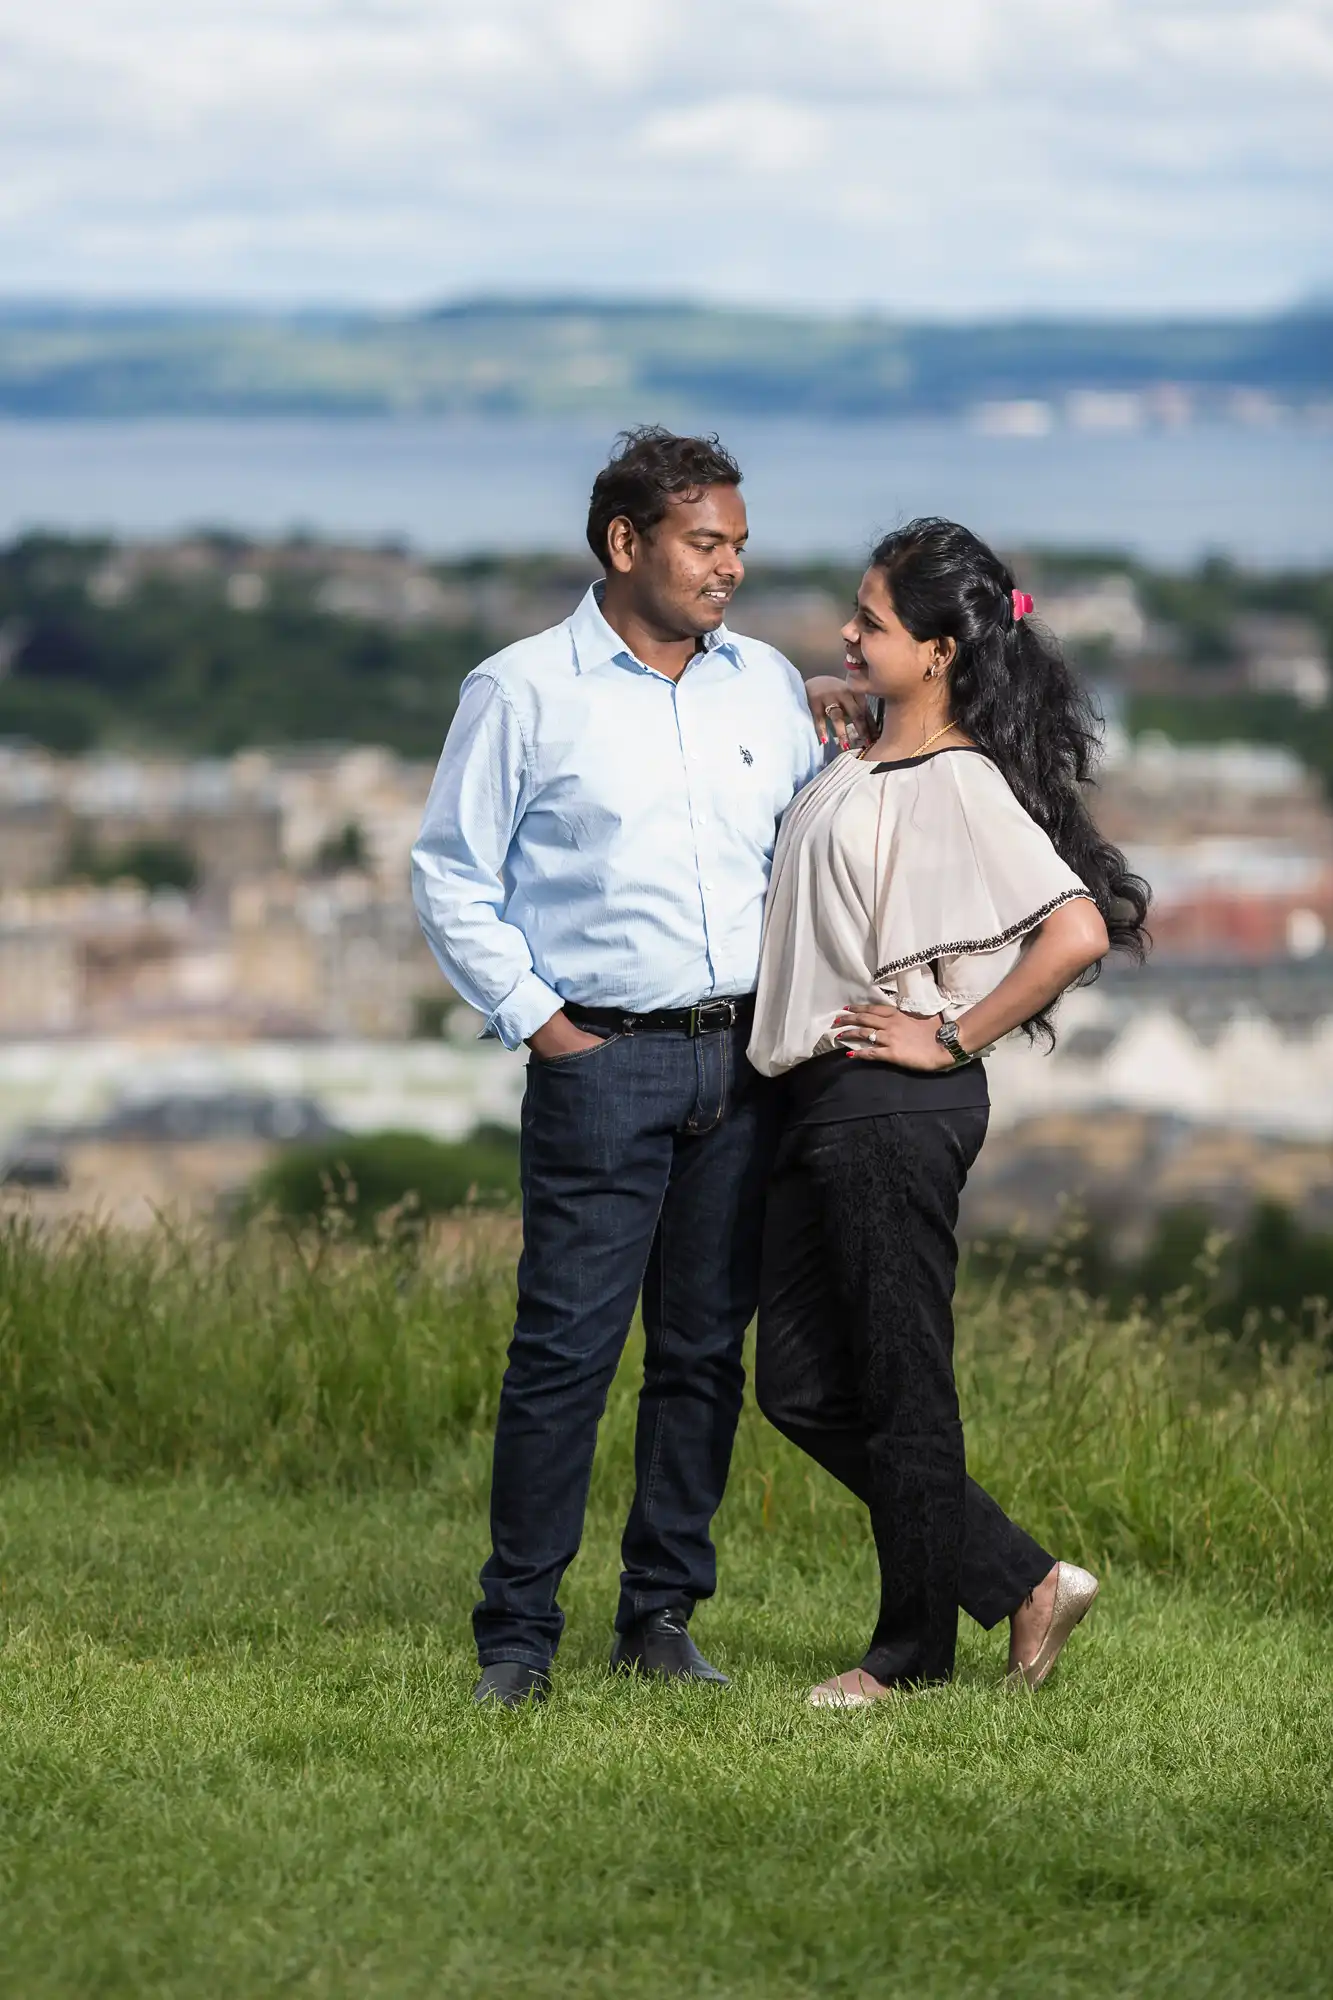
left=412, top=427, right=857, bottom=1705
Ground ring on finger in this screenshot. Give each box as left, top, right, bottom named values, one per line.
left=867, top=1028, right=877, bottom=1044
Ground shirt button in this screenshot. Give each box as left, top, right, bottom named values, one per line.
left=703, top=878, right=714, bottom=891
left=697, top=814, right=708, bottom=827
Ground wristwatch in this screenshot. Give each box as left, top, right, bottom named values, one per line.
left=935, top=1018, right=975, bottom=1066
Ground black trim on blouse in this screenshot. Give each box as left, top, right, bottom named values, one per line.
left=870, top=745, right=993, bottom=774
left=871, top=887, right=1094, bottom=980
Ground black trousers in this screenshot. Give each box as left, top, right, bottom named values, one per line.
left=756, top=1108, right=1053, bottom=1686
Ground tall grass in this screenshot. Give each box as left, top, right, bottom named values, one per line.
left=0, top=1212, right=511, bottom=1486
left=0, top=1211, right=1329, bottom=1614
left=957, top=1270, right=1333, bottom=1618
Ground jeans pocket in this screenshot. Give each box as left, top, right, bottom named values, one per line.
left=532, top=1032, right=623, bottom=1068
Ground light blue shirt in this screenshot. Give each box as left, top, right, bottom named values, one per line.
left=411, top=584, right=823, bottom=1049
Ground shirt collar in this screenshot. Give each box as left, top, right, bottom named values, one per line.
left=569, top=583, right=744, bottom=675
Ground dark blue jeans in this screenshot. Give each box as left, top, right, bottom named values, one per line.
left=474, top=1022, right=774, bottom=1670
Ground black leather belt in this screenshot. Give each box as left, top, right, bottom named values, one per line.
left=564, top=995, right=755, bottom=1038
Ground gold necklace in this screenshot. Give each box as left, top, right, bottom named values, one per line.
left=859, top=718, right=959, bottom=763
left=916, top=719, right=960, bottom=756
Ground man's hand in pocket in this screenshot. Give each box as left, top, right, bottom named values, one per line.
left=527, top=1011, right=606, bottom=1060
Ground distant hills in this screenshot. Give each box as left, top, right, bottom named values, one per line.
left=0, top=298, right=1329, bottom=420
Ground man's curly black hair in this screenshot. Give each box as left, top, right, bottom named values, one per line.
left=586, top=426, right=742, bottom=564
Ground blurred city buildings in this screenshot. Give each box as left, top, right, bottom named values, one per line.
left=0, top=740, right=442, bottom=1039
left=1094, top=733, right=1333, bottom=962
left=972, top=384, right=1333, bottom=438
left=3, top=542, right=1332, bottom=1045
left=3, top=536, right=1332, bottom=1235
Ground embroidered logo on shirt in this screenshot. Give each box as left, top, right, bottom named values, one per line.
left=739, top=746, right=754, bottom=766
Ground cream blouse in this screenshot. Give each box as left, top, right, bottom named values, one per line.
left=748, top=746, right=1092, bottom=1078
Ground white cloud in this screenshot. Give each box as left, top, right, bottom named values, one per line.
left=639, top=97, right=829, bottom=175
left=0, top=0, right=1329, bottom=312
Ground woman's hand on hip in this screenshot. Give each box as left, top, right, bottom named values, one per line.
left=833, top=1005, right=952, bottom=1071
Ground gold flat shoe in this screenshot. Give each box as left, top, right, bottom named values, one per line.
left=808, top=1668, right=893, bottom=1708
left=1006, top=1562, right=1099, bottom=1691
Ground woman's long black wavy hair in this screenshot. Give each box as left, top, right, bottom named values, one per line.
left=868, top=517, right=1150, bottom=1039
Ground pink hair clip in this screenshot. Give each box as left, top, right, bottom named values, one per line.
left=1012, top=590, right=1034, bottom=619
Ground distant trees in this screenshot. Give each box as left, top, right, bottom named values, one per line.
left=4, top=533, right=1333, bottom=796
left=0, top=535, right=484, bottom=759
left=314, top=820, right=368, bottom=874
left=1126, top=690, right=1333, bottom=799
left=64, top=828, right=199, bottom=892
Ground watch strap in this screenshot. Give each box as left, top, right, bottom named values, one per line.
left=935, top=1019, right=974, bottom=1066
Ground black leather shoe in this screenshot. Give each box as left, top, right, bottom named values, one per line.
left=473, top=1661, right=551, bottom=1708
left=610, top=1609, right=729, bottom=1685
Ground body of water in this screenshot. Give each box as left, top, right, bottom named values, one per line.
left=2, top=415, right=1331, bottom=564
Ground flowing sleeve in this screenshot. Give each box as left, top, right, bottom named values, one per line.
left=872, top=754, right=1093, bottom=1017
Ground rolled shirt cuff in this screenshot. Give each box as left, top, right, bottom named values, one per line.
left=487, top=972, right=564, bottom=1051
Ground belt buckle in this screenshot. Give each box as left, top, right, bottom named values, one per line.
left=691, top=998, right=737, bottom=1036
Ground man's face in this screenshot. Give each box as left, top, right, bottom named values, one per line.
left=612, top=484, right=748, bottom=637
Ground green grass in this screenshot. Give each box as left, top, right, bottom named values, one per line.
left=1, top=1216, right=1331, bottom=1995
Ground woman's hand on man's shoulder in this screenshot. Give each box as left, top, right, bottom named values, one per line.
left=804, top=676, right=869, bottom=752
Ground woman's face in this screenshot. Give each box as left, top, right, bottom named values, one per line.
left=840, top=567, right=952, bottom=702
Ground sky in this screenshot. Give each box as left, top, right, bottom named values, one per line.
left=3, top=0, right=1332, bottom=318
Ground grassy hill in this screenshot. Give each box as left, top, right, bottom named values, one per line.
left=1, top=298, right=1330, bottom=419
left=1, top=1214, right=1330, bottom=1994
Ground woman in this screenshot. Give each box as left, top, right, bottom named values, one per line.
left=748, top=518, right=1149, bottom=1706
